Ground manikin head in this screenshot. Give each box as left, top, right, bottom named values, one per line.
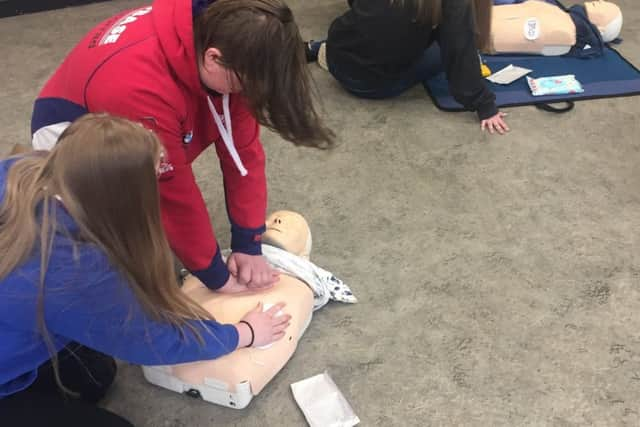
left=263, top=211, right=312, bottom=259
left=585, top=1, right=623, bottom=43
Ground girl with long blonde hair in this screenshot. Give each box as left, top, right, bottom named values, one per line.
left=0, top=114, right=290, bottom=426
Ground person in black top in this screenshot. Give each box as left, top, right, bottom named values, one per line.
left=307, top=0, right=509, bottom=134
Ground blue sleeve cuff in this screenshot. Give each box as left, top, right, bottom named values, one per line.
left=202, top=321, right=239, bottom=353
left=191, top=248, right=229, bottom=290
left=230, top=222, right=265, bottom=256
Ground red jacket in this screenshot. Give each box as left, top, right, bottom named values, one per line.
left=32, top=0, right=267, bottom=288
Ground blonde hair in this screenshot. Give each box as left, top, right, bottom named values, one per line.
left=0, top=114, right=213, bottom=392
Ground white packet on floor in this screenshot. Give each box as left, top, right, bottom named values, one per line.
left=486, top=64, right=532, bottom=85
left=291, top=371, right=360, bottom=427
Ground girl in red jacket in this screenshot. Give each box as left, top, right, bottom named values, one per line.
left=32, top=0, right=333, bottom=293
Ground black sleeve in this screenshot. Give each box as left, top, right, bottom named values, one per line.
left=438, top=0, right=498, bottom=120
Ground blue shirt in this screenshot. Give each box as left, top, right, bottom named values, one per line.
left=0, top=158, right=239, bottom=398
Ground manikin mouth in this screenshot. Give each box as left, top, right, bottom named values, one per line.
left=266, top=227, right=282, bottom=233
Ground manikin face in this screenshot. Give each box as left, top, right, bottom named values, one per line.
left=584, top=1, right=623, bottom=43
left=198, top=47, right=242, bottom=94
left=263, top=211, right=312, bottom=258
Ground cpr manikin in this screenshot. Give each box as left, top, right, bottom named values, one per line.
left=487, top=1, right=623, bottom=56
left=143, top=211, right=355, bottom=409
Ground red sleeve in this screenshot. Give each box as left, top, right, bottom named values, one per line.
left=155, top=125, right=229, bottom=287
left=213, top=95, right=267, bottom=255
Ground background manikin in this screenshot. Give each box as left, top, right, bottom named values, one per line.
left=487, top=1, right=622, bottom=56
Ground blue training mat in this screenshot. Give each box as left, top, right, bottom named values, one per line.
left=424, top=46, right=640, bottom=111
left=424, top=0, right=640, bottom=111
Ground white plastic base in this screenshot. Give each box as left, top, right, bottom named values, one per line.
left=142, top=310, right=313, bottom=409
left=540, top=45, right=571, bottom=56
left=142, top=365, right=254, bottom=409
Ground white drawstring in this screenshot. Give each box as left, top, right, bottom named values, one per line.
left=207, top=94, right=248, bottom=176
left=42, top=186, right=63, bottom=202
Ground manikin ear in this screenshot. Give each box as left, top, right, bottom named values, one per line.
left=202, top=47, right=223, bottom=72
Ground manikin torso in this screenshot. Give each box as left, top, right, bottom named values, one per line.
left=157, top=211, right=315, bottom=396
left=173, top=274, right=314, bottom=394
left=488, top=1, right=622, bottom=56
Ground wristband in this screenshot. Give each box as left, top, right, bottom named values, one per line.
left=239, top=320, right=255, bottom=347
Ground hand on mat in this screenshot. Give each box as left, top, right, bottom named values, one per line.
left=238, top=302, right=291, bottom=348
left=228, top=252, right=279, bottom=290
left=481, top=112, right=509, bottom=135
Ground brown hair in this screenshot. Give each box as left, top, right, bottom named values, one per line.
left=194, top=0, right=334, bottom=149
left=0, top=114, right=213, bottom=392
left=471, top=0, right=492, bottom=51
left=391, top=0, right=492, bottom=50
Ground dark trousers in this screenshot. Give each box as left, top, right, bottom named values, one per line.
left=0, top=344, right=133, bottom=427
left=323, top=42, right=444, bottom=99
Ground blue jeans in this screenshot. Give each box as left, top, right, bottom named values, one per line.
left=326, top=43, right=443, bottom=100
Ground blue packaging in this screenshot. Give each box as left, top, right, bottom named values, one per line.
left=527, top=74, right=585, bottom=96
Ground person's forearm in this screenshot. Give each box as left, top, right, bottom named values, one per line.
left=191, top=248, right=231, bottom=289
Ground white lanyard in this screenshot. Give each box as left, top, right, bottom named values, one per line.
left=207, top=94, right=248, bottom=176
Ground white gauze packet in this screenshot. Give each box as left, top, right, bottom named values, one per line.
left=486, top=64, right=532, bottom=85
left=291, top=371, right=360, bottom=427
